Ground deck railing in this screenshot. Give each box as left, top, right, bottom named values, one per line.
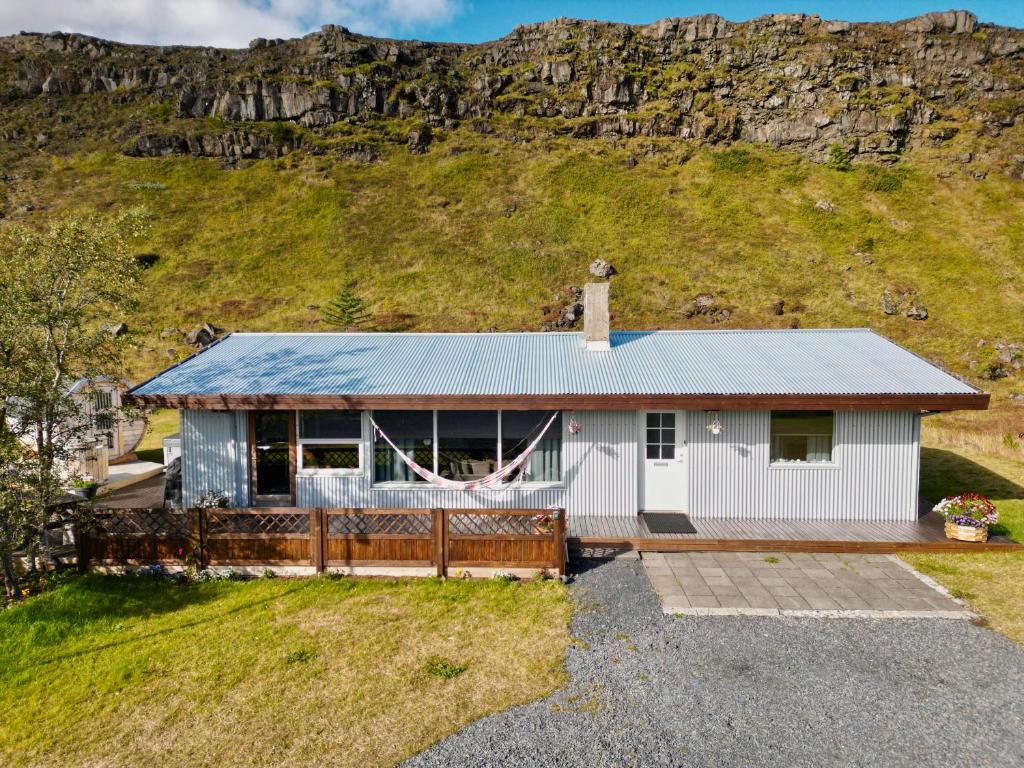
left=81, top=507, right=567, bottom=576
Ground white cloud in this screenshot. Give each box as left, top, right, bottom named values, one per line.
left=0, top=0, right=462, bottom=48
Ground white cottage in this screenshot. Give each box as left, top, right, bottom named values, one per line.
left=126, top=285, right=987, bottom=531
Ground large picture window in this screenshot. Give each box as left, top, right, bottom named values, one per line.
left=373, top=410, right=434, bottom=483
left=438, top=410, right=499, bottom=480
left=373, top=410, right=562, bottom=484
left=502, top=411, right=562, bottom=482
left=297, top=410, right=362, bottom=473
left=770, top=411, right=834, bottom=464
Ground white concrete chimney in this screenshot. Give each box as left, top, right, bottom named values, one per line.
left=583, top=282, right=610, bottom=351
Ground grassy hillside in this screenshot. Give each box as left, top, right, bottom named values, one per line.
left=6, top=133, right=1024, bottom=453
left=18, top=136, right=1024, bottom=355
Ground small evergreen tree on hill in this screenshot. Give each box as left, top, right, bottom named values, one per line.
left=322, top=285, right=371, bottom=330
left=826, top=143, right=852, bottom=171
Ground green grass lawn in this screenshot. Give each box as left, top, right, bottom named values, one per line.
left=902, top=447, right=1024, bottom=645
left=0, top=574, right=570, bottom=768
left=133, top=407, right=180, bottom=463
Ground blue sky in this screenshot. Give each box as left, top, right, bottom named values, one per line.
left=0, top=2, right=1020, bottom=48
left=431, top=2, right=1024, bottom=43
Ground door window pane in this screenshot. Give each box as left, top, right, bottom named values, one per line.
left=646, top=412, right=675, bottom=460
left=373, top=411, right=433, bottom=482
left=438, top=410, right=498, bottom=480
left=502, top=411, right=561, bottom=482
left=253, top=412, right=291, bottom=496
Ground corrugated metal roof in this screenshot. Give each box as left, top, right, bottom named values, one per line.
left=130, top=329, right=978, bottom=397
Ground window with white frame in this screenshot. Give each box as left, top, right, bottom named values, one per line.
left=297, top=410, right=363, bottom=473
left=769, top=411, right=834, bottom=464
left=373, top=410, right=562, bottom=484
left=93, top=391, right=115, bottom=448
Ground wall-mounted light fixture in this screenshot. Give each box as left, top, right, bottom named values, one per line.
left=705, top=411, right=724, bottom=436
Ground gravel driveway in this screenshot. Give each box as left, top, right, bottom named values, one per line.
left=404, top=557, right=1024, bottom=768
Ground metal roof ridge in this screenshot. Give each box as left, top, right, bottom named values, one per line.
left=224, top=327, right=876, bottom=338
left=227, top=330, right=584, bottom=337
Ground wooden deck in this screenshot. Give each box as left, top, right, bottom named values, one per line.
left=568, top=510, right=1020, bottom=554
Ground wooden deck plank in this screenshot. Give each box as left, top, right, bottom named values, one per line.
left=568, top=511, right=1020, bottom=554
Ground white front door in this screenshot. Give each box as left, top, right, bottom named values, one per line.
left=642, top=411, right=686, bottom=511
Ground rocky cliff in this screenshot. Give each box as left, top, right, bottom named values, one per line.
left=1, top=10, right=1022, bottom=168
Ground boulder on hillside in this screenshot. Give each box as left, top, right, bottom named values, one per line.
left=588, top=259, right=617, bottom=278
left=683, top=293, right=715, bottom=317
left=682, top=293, right=732, bottom=323
left=880, top=291, right=900, bottom=315
left=980, top=362, right=1009, bottom=381
left=540, top=286, right=584, bottom=331
left=101, top=322, right=129, bottom=337
left=407, top=124, right=432, bottom=154
left=185, top=322, right=224, bottom=347
left=881, top=286, right=925, bottom=319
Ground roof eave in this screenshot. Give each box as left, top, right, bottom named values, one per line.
left=123, top=391, right=990, bottom=412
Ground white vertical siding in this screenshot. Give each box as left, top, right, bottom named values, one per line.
left=180, top=408, right=921, bottom=522
left=297, top=475, right=565, bottom=510
left=687, top=410, right=921, bottom=522
left=562, top=410, right=639, bottom=517
left=180, top=410, right=248, bottom=507
left=298, top=409, right=636, bottom=515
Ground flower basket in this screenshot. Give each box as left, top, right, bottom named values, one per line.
left=944, top=521, right=989, bottom=543
left=72, top=482, right=99, bottom=500
left=934, top=494, right=997, bottom=544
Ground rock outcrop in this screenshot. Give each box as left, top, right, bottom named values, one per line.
left=1, top=11, right=1022, bottom=164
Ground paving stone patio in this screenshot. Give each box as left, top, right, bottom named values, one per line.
left=642, top=551, right=972, bottom=618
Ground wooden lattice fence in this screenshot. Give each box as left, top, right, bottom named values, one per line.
left=82, top=507, right=567, bottom=576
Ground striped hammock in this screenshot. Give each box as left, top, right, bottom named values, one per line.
left=369, top=411, right=560, bottom=491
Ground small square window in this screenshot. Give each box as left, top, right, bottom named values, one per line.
left=770, top=411, right=834, bottom=464
left=298, top=410, right=363, bottom=474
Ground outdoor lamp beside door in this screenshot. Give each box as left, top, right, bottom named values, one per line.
left=705, top=411, right=724, bottom=436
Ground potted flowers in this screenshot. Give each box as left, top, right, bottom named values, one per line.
left=934, top=493, right=998, bottom=543
left=71, top=475, right=100, bottom=500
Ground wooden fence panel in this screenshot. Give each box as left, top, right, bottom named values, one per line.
left=204, top=508, right=312, bottom=566
left=323, top=508, right=435, bottom=567
left=81, top=506, right=567, bottom=575
left=87, top=508, right=191, bottom=565
left=446, top=508, right=563, bottom=572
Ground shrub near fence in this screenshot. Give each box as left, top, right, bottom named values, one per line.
left=82, top=507, right=567, bottom=576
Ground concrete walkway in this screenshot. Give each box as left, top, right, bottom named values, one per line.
left=643, top=551, right=971, bottom=618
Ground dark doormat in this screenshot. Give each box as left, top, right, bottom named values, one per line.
left=641, top=512, right=698, bottom=535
